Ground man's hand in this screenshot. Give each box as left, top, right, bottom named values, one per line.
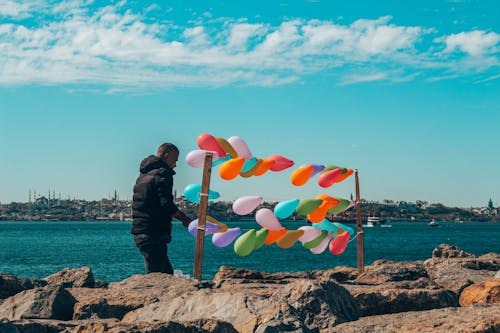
left=173, top=210, right=192, bottom=228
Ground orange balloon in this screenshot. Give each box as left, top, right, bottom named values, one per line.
left=264, top=227, right=287, bottom=245
left=253, top=159, right=275, bottom=176
left=276, top=230, right=304, bottom=249
left=290, top=165, right=314, bottom=186
left=219, top=157, right=245, bottom=180
left=240, top=158, right=264, bottom=178
left=316, top=194, right=340, bottom=206
left=335, top=169, right=354, bottom=183
left=215, top=137, right=238, bottom=158
left=307, top=201, right=336, bottom=223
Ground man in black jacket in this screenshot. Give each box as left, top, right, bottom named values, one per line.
left=132, top=143, right=192, bottom=274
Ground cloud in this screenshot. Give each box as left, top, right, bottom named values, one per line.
left=0, top=1, right=498, bottom=89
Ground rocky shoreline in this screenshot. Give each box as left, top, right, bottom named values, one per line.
left=0, top=244, right=498, bottom=332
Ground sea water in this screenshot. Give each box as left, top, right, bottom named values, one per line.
left=0, top=221, right=498, bottom=281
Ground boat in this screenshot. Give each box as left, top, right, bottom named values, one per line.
left=428, top=219, right=439, bottom=227
left=364, top=216, right=381, bottom=227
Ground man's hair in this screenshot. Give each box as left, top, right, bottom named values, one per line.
left=157, top=142, right=179, bottom=159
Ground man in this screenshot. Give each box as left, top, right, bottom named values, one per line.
left=132, top=142, right=192, bottom=274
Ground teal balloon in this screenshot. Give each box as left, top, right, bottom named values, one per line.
left=183, top=184, right=220, bottom=203
left=240, top=157, right=258, bottom=173
left=234, top=229, right=256, bottom=256
left=274, top=199, right=300, bottom=219
left=296, top=199, right=322, bottom=215
left=302, top=230, right=328, bottom=249
left=312, top=220, right=339, bottom=233
left=333, top=222, right=355, bottom=235
left=327, top=199, right=350, bottom=215
left=212, top=155, right=231, bottom=167
left=253, top=228, right=269, bottom=250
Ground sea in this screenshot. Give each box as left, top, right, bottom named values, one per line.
left=0, top=221, right=498, bottom=282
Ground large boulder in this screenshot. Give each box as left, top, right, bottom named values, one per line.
left=333, top=304, right=500, bottom=333
left=0, top=286, right=76, bottom=321
left=459, top=278, right=500, bottom=306
left=354, top=260, right=429, bottom=285
left=70, top=273, right=198, bottom=320
left=432, top=244, right=476, bottom=258
left=0, top=273, right=46, bottom=299
left=44, top=267, right=95, bottom=288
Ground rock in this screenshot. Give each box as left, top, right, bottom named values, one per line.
left=44, top=267, right=95, bottom=288
left=460, top=278, right=500, bottom=306
left=354, top=260, right=428, bottom=285
left=0, top=286, right=76, bottom=321
left=496, top=270, right=500, bottom=278
left=432, top=244, right=476, bottom=258
left=0, top=273, right=47, bottom=299
left=70, top=273, right=197, bottom=320
left=333, top=304, right=500, bottom=333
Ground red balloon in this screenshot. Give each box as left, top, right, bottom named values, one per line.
left=329, top=231, right=350, bottom=255
left=197, top=133, right=226, bottom=157
left=317, top=168, right=343, bottom=188
left=268, top=154, right=294, bottom=172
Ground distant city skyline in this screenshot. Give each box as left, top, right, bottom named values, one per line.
left=1, top=0, right=499, bottom=207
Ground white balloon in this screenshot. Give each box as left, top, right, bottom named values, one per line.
left=298, top=226, right=322, bottom=243
left=255, top=208, right=282, bottom=231
left=232, top=196, right=263, bottom=215
left=310, top=231, right=333, bottom=254
left=227, top=136, right=252, bottom=160
left=186, top=150, right=219, bottom=168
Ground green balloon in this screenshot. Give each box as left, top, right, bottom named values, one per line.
left=234, top=229, right=256, bottom=256
left=296, top=199, right=323, bottom=215
left=253, top=228, right=269, bottom=250
left=327, top=199, right=350, bottom=215
left=322, top=164, right=340, bottom=173
left=302, top=230, right=328, bottom=249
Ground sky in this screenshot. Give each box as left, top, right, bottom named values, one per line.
left=0, top=0, right=499, bottom=207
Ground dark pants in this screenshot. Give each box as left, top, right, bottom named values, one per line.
left=133, top=234, right=173, bottom=274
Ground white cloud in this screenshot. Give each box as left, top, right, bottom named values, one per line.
left=339, top=73, right=387, bottom=85
left=442, top=30, right=500, bottom=56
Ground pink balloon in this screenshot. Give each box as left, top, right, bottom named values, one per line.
left=232, top=196, right=263, bottom=215
left=297, top=226, right=322, bottom=243
left=227, top=136, right=252, bottom=160
left=268, top=154, right=295, bottom=172
left=318, top=168, right=343, bottom=188
left=255, top=208, right=282, bottom=231
left=212, top=227, right=242, bottom=247
left=197, top=133, right=226, bottom=157
left=329, top=231, right=350, bottom=255
left=310, top=231, right=333, bottom=254
left=186, top=150, right=220, bottom=168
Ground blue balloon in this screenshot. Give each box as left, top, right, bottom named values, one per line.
left=183, top=184, right=220, bottom=203
left=240, top=157, right=258, bottom=173
left=333, top=222, right=355, bottom=235
left=212, top=155, right=231, bottom=167
left=274, top=199, right=300, bottom=219
left=312, top=219, right=339, bottom=233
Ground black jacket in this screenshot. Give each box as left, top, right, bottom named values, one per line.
left=131, top=155, right=179, bottom=236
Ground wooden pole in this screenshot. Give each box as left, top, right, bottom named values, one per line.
left=355, top=169, right=364, bottom=274
left=193, top=152, right=213, bottom=281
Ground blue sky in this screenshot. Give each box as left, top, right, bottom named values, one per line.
left=0, top=0, right=499, bottom=207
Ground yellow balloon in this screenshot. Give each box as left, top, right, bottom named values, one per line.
left=239, top=158, right=264, bottom=178
left=216, top=137, right=238, bottom=158
left=206, top=216, right=228, bottom=233
left=276, top=230, right=304, bottom=249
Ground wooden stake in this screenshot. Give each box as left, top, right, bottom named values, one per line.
left=193, top=152, right=213, bottom=281
left=355, top=169, right=364, bottom=274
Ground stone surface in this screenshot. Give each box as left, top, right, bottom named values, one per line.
left=0, top=286, right=76, bottom=321
left=354, top=260, right=429, bottom=285
left=432, top=244, right=476, bottom=258
left=44, top=267, right=95, bottom=288
left=460, top=278, right=500, bottom=306
left=333, top=304, right=500, bottom=333
left=0, top=273, right=47, bottom=299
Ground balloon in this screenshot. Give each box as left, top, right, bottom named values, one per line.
left=276, top=230, right=304, bottom=249
left=335, top=169, right=354, bottom=183
left=274, top=199, right=300, bottom=219
left=234, top=229, right=256, bottom=256
left=240, top=157, right=258, bottom=173
left=197, top=133, right=226, bottom=157
left=232, top=196, right=263, bottom=215
left=267, top=155, right=294, bottom=172
left=186, top=150, right=219, bottom=168
left=240, top=158, right=264, bottom=178
left=311, top=164, right=325, bottom=177
left=188, top=219, right=220, bottom=237
left=307, top=199, right=337, bottom=223
left=332, top=222, right=355, bottom=235
left=183, top=184, right=220, bottom=203
left=322, top=164, right=341, bottom=173
left=347, top=199, right=356, bottom=210
left=318, top=168, right=343, bottom=188
left=290, top=165, right=314, bottom=186
left=212, top=155, right=230, bottom=167
left=302, top=230, right=328, bottom=249
left=219, top=157, right=245, bottom=180
left=296, top=199, right=322, bottom=216
left=316, top=194, right=339, bottom=205
left=227, top=136, right=252, bottom=160
left=215, top=137, right=238, bottom=158
left=253, top=159, right=275, bottom=176
left=311, top=231, right=334, bottom=254
left=298, top=226, right=322, bottom=242
left=255, top=208, right=282, bottom=231
left=206, top=216, right=228, bottom=233
left=212, top=227, right=241, bottom=247
left=264, top=227, right=286, bottom=245
left=253, top=228, right=269, bottom=250
left=312, top=219, right=340, bottom=233
left=329, top=231, right=350, bottom=255
left=327, top=199, right=351, bottom=215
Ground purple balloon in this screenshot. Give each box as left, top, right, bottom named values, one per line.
left=311, top=164, right=325, bottom=177
left=188, top=219, right=220, bottom=237
left=212, top=227, right=242, bottom=247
